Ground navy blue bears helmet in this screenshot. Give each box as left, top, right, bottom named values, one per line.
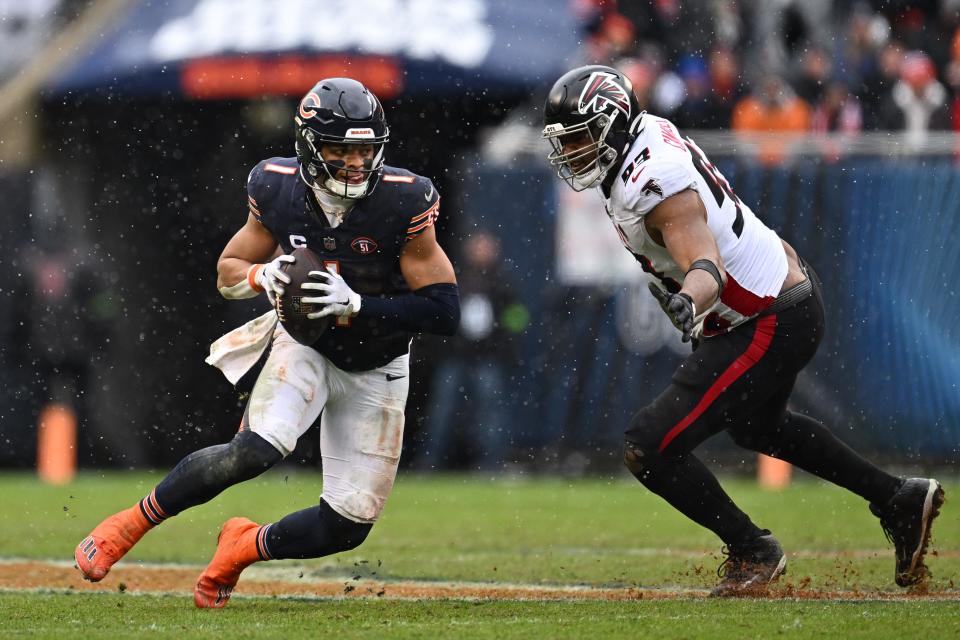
left=293, top=78, right=390, bottom=200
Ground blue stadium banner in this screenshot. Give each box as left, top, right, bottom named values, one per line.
left=45, top=0, right=583, bottom=99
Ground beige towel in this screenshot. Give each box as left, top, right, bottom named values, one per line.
left=205, top=311, right=278, bottom=384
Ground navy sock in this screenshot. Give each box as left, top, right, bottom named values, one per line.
left=263, top=500, right=372, bottom=560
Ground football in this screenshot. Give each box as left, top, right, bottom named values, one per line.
left=275, top=247, right=332, bottom=345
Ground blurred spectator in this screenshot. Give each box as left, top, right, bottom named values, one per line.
left=620, top=0, right=734, bottom=64
left=811, top=81, right=863, bottom=163
left=415, top=231, right=528, bottom=472
left=11, top=242, right=115, bottom=463
left=811, top=82, right=864, bottom=134
left=617, top=56, right=658, bottom=112
left=877, top=50, right=950, bottom=140
left=651, top=68, right=685, bottom=118
left=582, top=8, right=636, bottom=64
left=672, top=53, right=732, bottom=130
left=793, top=45, right=833, bottom=104
left=732, top=74, right=811, bottom=163
left=838, top=3, right=889, bottom=84
left=859, top=40, right=906, bottom=129
left=0, top=0, right=61, bottom=80
left=944, top=28, right=960, bottom=131
left=707, top=46, right=742, bottom=122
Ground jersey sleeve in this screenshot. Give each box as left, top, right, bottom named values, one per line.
left=405, top=177, right=441, bottom=241
left=246, top=161, right=267, bottom=225
left=621, top=157, right=698, bottom=217
left=245, top=159, right=291, bottom=237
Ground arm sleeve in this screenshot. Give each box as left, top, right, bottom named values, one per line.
left=357, top=283, right=460, bottom=336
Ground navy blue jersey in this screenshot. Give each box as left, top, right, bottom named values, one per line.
left=246, top=157, right=440, bottom=372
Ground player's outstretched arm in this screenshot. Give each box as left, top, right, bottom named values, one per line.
left=645, top=189, right=726, bottom=341
left=646, top=189, right=726, bottom=310
left=216, top=213, right=282, bottom=300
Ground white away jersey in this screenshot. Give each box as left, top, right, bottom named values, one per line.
left=604, top=114, right=788, bottom=338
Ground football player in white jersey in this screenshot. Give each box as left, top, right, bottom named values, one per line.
left=542, top=65, right=944, bottom=596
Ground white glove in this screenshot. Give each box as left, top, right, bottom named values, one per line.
left=301, top=267, right=362, bottom=319
left=250, top=254, right=295, bottom=304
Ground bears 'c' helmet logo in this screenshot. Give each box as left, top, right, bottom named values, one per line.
left=578, top=71, right=632, bottom=118
left=299, top=92, right=322, bottom=119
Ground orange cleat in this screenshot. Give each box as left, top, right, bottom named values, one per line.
left=194, top=517, right=267, bottom=609
left=74, top=504, right=155, bottom=582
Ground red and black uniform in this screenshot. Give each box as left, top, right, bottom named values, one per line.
left=605, top=120, right=902, bottom=545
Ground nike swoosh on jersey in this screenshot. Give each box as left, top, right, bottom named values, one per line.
left=385, top=373, right=406, bottom=381
left=424, top=185, right=434, bottom=201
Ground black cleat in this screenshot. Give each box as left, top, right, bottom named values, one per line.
left=870, top=478, right=945, bottom=587
left=710, top=530, right=786, bottom=597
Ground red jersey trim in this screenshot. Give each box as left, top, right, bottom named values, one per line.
left=720, top=273, right=776, bottom=316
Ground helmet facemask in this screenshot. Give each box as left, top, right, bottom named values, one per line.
left=543, top=111, right=620, bottom=192
left=296, top=128, right=387, bottom=200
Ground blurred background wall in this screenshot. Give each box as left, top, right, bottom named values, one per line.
left=1, top=0, right=958, bottom=473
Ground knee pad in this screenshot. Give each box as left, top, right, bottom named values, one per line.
left=326, top=487, right=388, bottom=524
left=623, top=441, right=655, bottom=478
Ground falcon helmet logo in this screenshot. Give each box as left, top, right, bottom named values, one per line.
left=351, top=237, right=378, bottom=254
left=578, top=71, right=632, bottom=118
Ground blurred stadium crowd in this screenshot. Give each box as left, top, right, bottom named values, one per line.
left=1, top=0, right=958, bottom=475
left=576, top=0, right=960, bottom=135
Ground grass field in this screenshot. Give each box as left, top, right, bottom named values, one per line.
left=0, top=470, right=957, bottom=639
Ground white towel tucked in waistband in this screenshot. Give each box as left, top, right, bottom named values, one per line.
left=205, top=311, right=278, bottom=384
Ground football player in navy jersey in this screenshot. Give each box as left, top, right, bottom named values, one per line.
left=541, top=65, right=944, bottom=596
left=74, top=78, right=459, bottom=608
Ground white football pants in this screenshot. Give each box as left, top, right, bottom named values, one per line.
left=245, top=324, right=409, bottom=524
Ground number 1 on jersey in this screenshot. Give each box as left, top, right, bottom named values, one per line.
left=322, top=260, right=352, bottom=327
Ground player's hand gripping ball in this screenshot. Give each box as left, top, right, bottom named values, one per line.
left=274, top=247, right=332, bottom=345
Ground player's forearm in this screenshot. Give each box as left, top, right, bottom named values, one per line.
left=680, top=267, right=723, bottom=312
left=357, top=283, right=460, bottom=335
left=217, top=258, right=263, bottom=299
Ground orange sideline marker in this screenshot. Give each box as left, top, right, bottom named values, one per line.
left=757, top=454, right=791, bottom=490
left=37, top=403, right=77, bottom=485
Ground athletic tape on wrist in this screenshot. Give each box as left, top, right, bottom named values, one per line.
left=247, top=263, right=265, bottom=292
left=686, top=259, right=724, bottom=297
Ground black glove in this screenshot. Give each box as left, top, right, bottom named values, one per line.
left=648, top=282, right=696, bottom=342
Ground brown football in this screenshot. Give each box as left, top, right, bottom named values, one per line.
left=275, top=247, right=332, bottom=345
